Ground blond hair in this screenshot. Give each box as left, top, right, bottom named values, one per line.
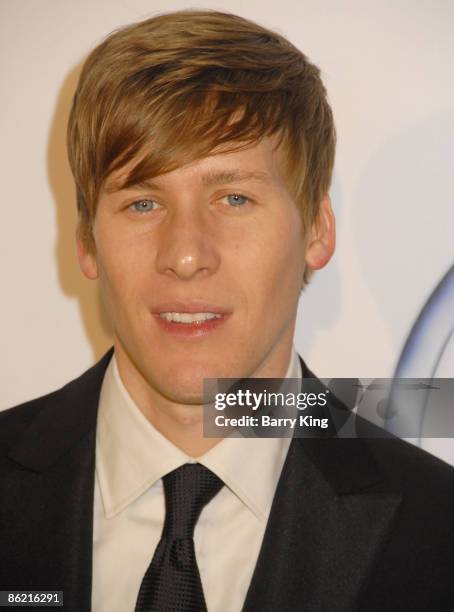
left=67, top=9, right=335, bottom=259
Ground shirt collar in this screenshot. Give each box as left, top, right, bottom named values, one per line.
left=96, top=350, right=301, bottom=520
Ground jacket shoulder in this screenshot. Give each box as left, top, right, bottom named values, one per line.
left=0, top=390, right=62, bottom=455
left=366, top=432, right=454, bottom=497
left=0, top=348, right=113, bottom=457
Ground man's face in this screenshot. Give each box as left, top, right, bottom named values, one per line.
left=78, top=138, right=329, bottom=405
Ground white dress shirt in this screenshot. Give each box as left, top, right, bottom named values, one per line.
left=91, top=350, right=301, bottom=612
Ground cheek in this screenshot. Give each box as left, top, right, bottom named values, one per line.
left=95, top=238, right=148, bottom=315
left=262, top=243, right=304, bottom=305
left=234, top=216, right=305, bottom=319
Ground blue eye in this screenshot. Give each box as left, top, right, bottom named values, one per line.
left=131, top=199, right=158, bottom=213
left=225, top=194, right=248, bottom=207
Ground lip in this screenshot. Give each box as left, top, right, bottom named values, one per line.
left=152, top=301, right=231, bottom=315
left=151, top=301, right=231, bottom=338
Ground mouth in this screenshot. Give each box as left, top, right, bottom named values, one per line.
left=152, top=303, right=230, bottom=337
left=159, top=312, right=223, bottom=324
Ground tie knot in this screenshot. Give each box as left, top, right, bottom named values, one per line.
left=162, top=464, right=224, bottom=538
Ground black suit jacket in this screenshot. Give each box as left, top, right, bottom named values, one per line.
left=1, top=349, right=454, bottom=611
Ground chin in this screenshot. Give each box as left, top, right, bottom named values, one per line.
left=149, top=361, right=236, bottom=405
left=155, top=376, right=206, bottom=405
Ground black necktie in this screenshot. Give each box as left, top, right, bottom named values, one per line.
left=135, top=463, right=224, bottom=612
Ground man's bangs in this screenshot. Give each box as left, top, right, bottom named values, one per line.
left=105, top=90, right=287, bottom=193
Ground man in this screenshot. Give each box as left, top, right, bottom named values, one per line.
left=1, top=9, right=454, bottom=612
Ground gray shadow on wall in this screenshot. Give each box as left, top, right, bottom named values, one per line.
left=294, top=172, right=343, bottom=360
left=47, top=62, right=113, bottom=360
left=351, top=111, right=454, bottom=367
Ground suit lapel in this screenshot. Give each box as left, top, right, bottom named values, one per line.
left=4, top=350, right=113, bottom=612
left=243, top=360, right=402, bottom=612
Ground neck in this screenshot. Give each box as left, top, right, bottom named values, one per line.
left=114, top=342, right=293, bottom=457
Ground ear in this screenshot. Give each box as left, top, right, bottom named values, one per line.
left=76, top=237, right=99, bottom=280
left=304, top=195, right=336, bottom=271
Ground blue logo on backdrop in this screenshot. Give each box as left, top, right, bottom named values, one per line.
left=386, top=264, right=454, bottom=440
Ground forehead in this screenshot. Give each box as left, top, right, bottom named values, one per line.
left=103, top=136, right=290, bottom=193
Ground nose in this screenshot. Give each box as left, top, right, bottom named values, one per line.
left=155, top=205, right=220, bottom=280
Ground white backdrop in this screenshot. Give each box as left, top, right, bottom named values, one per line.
left=1, top=1, right=453, bottom=444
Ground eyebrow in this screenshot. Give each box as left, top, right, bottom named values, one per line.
left=107, top=169, right=272, bottom=193
left=200, top=169, right=272, bottom=187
